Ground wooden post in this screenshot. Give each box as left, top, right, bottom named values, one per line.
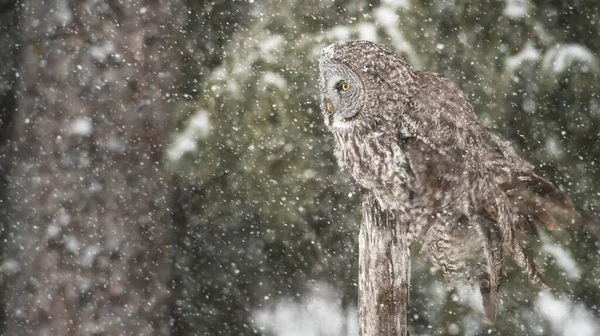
left=359, top=196, right=411, bottom=336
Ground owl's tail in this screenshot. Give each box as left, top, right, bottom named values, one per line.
left=494, top=171, right=573, bottom=290
left=501, top=171, right=574, bottom=236
left=478, top=171, right=572, bottom=323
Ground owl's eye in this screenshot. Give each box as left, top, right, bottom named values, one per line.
left=336, top=81, right=351, bottom=92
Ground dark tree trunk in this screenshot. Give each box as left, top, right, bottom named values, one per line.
left=3, top=1, right=186, bottom=334
left=0, top=1, right=19, bottom=334
left=359, top=196, right=411, bottom=336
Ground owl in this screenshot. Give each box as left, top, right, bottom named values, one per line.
left=319, top=40, right=573, bottom=323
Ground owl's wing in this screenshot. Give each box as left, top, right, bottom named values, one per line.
left=398, top=72, right=482, bottom=160
left=397, top=72, right=489, bottom=210
left=399, top=71, right=573, bottom=322
left=400, top=71, right=573, bottom=224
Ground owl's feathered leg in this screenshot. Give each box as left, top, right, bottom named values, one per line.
left=421, top=213, right=471, bottom=284
left=475, top=215, right=503, bottom=324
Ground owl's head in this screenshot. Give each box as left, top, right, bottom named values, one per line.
left=319, top=40, right=415, bottom=133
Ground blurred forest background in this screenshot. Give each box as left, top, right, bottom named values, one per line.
left=0, top=0, right=599, bottom=335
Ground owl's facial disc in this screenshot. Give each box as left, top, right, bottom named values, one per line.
left=319, top=59, right=365, bottom=131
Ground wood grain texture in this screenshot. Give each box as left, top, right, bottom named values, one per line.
left=359, top=196, right=410, bottom=336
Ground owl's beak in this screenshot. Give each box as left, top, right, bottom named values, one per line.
left=322, top=98, right=334, bottom=127
left=323, top=97, right=334, bottom=114
left=325, top=99, right=333, bottom=113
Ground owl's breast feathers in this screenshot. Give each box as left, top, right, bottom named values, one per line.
left=332, top=130, right=416, bottom=214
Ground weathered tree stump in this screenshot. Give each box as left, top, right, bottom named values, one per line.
left=359, top=196, right=411, bottom=336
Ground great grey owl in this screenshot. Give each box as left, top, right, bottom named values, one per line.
left=318, top=40, right=572, bottom=323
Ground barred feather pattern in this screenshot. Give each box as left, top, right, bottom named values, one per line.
left=332, top=130, right=414, bottom=215
left=320, top=40, right=572, bottom=324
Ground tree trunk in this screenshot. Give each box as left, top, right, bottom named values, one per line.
left=359, top=196, right=411, bottom=336
left=0, top=1, right=19, bottom=334
left=3, top=1, right=186, bottom=334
